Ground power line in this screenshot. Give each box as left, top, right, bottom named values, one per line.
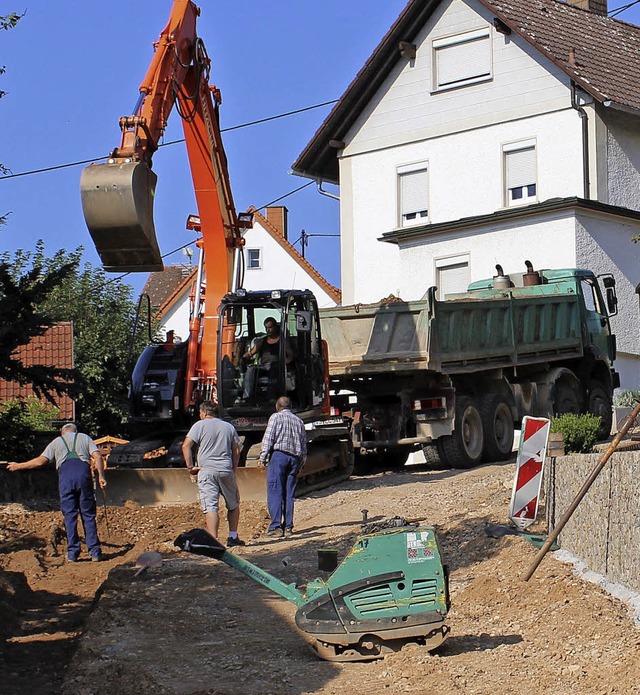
left=609, top=0, right=640, bottom=17
left=0, top=99, right=338, bottom=181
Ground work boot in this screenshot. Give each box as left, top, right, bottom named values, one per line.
left=66, top=553, right=78, bottom=563
left=91, top=553, right=104, bottom=562
left=226, top=536, right=246, bottom=547
left=265, top=528, right=284, bottom=538
left=284, top=528, right=294, bottom=537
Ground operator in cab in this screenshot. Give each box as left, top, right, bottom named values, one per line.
left=241, top=317, right=294, bottom=401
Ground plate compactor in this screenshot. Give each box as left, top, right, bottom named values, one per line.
left=174, top=522, right=450, bottom=662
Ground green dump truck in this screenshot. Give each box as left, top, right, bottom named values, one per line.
left=320, top=266, right=619, bottom=470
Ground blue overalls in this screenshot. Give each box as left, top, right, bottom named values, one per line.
left=57, top=434, right=101, bottom=561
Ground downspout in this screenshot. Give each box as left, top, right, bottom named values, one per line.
left=316, top=179, right=340, bottom=201
left=570, top=80, right=590, bottom=199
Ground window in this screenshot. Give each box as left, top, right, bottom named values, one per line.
left=398, top=162, right=429, bottom=227
left=435, top=255, right=470, bottom=300
left=246, top=248, right=261, bottom=269
left=433, top=28, right=491, bottom=91
left=504, top=142, right=537, bottom=206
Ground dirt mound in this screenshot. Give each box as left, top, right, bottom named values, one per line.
left=2, top=465, right=640, bottom=695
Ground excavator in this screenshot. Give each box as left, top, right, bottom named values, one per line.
left=80, top=0, right=353, bottom=504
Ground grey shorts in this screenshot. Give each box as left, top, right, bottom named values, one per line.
left=197, top=469, right=240, bottom=513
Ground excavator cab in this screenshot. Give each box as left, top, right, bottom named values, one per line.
left=217, top=290, right=327, bottom=417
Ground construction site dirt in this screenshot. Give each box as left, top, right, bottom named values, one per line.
left=1, top=462, right=639, bottom=695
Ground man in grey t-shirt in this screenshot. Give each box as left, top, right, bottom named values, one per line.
left=182, top=401, right=244, bottom=547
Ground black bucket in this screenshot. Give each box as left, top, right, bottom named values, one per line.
left=317, top=548, right=338, bottom=572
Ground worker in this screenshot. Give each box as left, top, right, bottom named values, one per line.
left=181, top=400, right=245, bottom=547
left=242, top=317, right=295, bottom=401
left=7, top=423, right=107, bottom=562
left=258, top=396, right=307, bottom=538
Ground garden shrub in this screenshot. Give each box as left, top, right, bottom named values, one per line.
left=613, top=390, right=640, bottom=407
left=550, top=413, right=601, bottom=454
left=0, top=398, right=59, bottom=461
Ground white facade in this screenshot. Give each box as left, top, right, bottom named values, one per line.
left=334, top=0, right=640, bottom=389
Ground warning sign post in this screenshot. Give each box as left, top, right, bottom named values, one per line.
left=509, top=416, right=551, bottom=529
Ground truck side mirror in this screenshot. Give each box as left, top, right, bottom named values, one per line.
left=606, top=287, right=618, bottom=316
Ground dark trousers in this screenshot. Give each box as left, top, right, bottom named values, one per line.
left=58, top=458, right=101, bottom=559
left=266, top=451, right=300, bottom=531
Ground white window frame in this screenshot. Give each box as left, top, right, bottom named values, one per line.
left=432, top=28, right=492, bottom=92
left=397, top=161, right=429, bottom=228
left=434, top=254, right=470, bottom=300
left=503, top=140, right=537, bottom=207
left=246, top=248, right=262, bottom=270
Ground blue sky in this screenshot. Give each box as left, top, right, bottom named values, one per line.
left=2, top=1, right=639, bottom=295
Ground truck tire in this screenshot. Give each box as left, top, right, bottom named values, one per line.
left=587, top=380, right=613, bottom=440
left=553, top=377, right=581, bottom=415
left=436, top=396, right=484, bottom=469
left=480, top=394, right=514, bottom=462
left=421, top=444, right=443, bottom=468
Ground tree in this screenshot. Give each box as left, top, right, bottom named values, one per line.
left=1, top=11, right=23, bottom=224
left=1, top=242, right=150, bottom=435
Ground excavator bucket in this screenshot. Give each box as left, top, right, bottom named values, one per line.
left=80, top=161, right=163, bottom=272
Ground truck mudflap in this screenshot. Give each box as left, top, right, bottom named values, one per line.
left=80, top=161, right=163, bottom=272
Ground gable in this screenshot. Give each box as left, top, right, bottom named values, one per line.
left=344, top=0, right=570, bottom=157
left=294, top=0, right=640, bottom=183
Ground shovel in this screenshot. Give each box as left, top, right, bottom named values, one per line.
left=134, top=551, right=163, bottom=577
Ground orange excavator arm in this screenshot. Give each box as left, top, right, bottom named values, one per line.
left=80, top=0, right=250, bottom=411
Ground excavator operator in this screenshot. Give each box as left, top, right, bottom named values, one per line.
left=241, top=318, right=294, bottom=401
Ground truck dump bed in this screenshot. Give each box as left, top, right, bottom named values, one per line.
left=320, top=283, right=583, bottom=378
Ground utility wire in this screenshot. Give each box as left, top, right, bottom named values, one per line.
left=609, top=0, right=640, bottom=17
left=0, top=99, right=338, bottom=181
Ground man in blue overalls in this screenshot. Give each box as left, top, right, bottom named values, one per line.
left=7, top=423, right=107, bottom=562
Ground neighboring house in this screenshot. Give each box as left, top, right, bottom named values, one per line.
left=143, top=206, right=340, bottom=340
left=292, top=0, right=640, bottom=390
left=0, top=322, right=75, bottom=420
left=242, top=207, right=341, bottom=307
left=141, top=265, right=197, bottom=343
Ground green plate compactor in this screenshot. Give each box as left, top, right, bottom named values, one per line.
left=175, top=523, right=450, bottom=662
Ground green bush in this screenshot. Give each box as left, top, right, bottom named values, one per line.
left=613, top=390, right=640, bottom=407
left=550, top=413, right=601, bottom=454
left=0, top=398, right=60, bottom=461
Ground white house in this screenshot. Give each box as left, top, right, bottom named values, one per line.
left=142, top=206, right=340, bottom=340
left=292, top=0, right=640, bottom=390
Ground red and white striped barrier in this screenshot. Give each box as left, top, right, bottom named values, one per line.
left=509, top=416, right=551, bottom=529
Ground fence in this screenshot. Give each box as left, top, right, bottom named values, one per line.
left=545, top=450, right=640, bottom=592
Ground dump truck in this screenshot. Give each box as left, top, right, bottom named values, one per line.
left=78, top=0, right=352, bottom=504
left=320, top=263, right=619, bottom=471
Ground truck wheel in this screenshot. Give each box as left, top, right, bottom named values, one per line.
left=553, top=378, right=581, bottom=415
left=436, top=396, right=484, bottom=469
left=480, top=394, right=514, bottom=462
left=421, top=444, right=443, bottom=469
left=587, top=380, right=613, bottom=440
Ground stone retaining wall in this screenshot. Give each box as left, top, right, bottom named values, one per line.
left=545, top=451, right=640, bottom=592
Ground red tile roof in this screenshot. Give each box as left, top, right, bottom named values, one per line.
left=482, top=0, right=640, bottom=109
left=250, top=209, right=341, bottom=303
left=0, top=322, right=75, bottom=420
left=142, top=265, right=197, bottom=317
left=293, top=0, right=640, bottom=182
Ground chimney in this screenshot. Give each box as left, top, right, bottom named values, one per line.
left=265, top=206, right=289, bottom=240
left=564, top=0, right=608, bottom=16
